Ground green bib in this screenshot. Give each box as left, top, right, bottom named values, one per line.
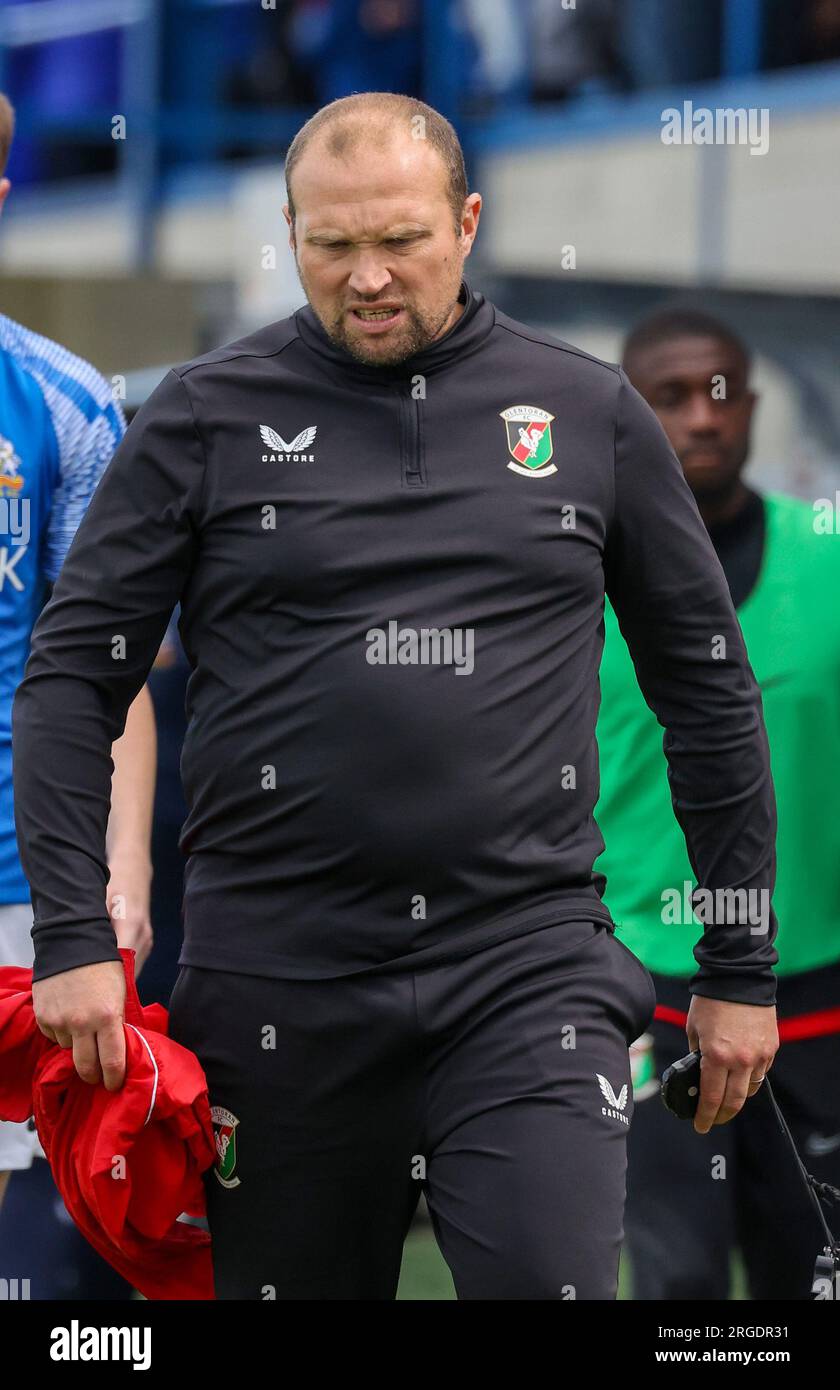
left=595, top=492, right=840, bottom=977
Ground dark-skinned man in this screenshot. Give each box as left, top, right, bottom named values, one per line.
left=596, top=307, right=840, bottom=1300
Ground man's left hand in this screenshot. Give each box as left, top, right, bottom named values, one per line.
left=686, top=995, right=779, bottom=1135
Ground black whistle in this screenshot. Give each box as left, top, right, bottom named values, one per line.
left=661, top=1049, right=702, bottom=1120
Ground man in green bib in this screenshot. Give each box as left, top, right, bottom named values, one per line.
left=596, top=308, right=840, bottom=1300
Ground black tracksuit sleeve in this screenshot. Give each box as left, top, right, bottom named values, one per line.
left=12, top=370, right=206, bottom=981
left=603, top=369, right=778, bottom=1006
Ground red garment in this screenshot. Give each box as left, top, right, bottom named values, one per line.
left=0, top=948, right=215, bottom=1299
left=654, top=1002, right=840, bottom=1043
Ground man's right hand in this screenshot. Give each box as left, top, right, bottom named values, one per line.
left=31, top=960, right=127, bottom=1090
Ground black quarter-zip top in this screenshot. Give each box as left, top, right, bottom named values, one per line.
left=12, top=280, right=779, bottom=1004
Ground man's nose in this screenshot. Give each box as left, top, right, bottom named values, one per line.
left=347, top=252, right=393, bottom=298
left=685, top=391, right=722, bottom=433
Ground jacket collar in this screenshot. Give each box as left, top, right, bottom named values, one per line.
left=293, top=280, right=494, bottom=384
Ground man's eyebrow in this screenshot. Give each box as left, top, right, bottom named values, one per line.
left=304, top=225, right=434, bottom=243
left=651, top=372, right=739, bottom=391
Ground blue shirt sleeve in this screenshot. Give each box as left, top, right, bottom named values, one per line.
left=44, top=377, right=126, bottom=582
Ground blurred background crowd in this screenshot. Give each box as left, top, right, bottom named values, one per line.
left=2, top=0, right=840, bottom=189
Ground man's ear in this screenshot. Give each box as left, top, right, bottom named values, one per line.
left=459, top=191, right=481, bottom=256
left=282, top=203, right=295, bottom=249
left=0, top=178, right=11, bottom=215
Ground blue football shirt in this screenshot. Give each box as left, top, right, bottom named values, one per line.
left=0, top=312, right=125, bottom=903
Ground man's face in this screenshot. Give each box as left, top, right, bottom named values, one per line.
left=627, top=335, right=757, bottom=500
left=285, top=131, right=480, bottom=367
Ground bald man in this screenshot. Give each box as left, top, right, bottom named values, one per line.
left=13, top=94, right=778, bottom=1300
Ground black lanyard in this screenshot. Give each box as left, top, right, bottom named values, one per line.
left=763, top=1076, right=840, bottom=1291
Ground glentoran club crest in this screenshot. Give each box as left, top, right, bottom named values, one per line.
left=500, top=405, right=556, bottom=477
left=210, top=1105, right=241, bottom=1188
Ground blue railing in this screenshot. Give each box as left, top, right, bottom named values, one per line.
left=0, top=0, right=807, bottom=266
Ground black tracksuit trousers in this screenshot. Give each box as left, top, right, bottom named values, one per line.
left=167, top=919, right=656, bottom=1300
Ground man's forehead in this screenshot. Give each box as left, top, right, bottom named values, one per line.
left=292, top=135, right=448, bottom=224
left=637, top=335, right=746, bottom=383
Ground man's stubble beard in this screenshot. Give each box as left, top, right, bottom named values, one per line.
left=294, top=252, right=464, bottom=368
left=681, top=440, right=751, bottom=509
